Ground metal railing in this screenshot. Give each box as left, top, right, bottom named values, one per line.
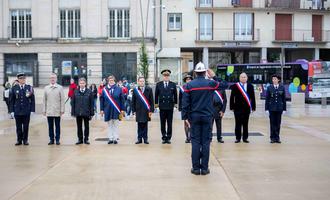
left=107, top=25, right=132, bottom=40
left=57, top=25, right=82, bottom=40
left=196, top=28, right=260, bottom=42
left=7, top=26, right=32, bottom=40
left=272, top=29, right=330, bottom=42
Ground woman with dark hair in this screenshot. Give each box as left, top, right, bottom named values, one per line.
left=89, top=83, right=98, bottom=113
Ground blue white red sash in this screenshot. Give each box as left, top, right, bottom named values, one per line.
left=214, top=90, right=224, bottom=104
left=236, top=82, right=252, bottom=110
left=134, top=87, right=151, bottom=111
left=179, top=86, right=185, bottom=93
left=103, top=87, right=121, bottom=113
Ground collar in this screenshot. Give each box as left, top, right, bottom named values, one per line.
left=274, top=84, right=279, bottom=88
left=50, top=83, right=57, bottom=87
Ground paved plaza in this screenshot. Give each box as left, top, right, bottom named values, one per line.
left=0, top=88, right=330, bottom=200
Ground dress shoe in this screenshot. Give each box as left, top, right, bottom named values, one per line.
left=191, top=168, right=201, bottom=175
left=185, top=139, right=191, bottom=143
left=15, top=141, right=22, bottom=146
left=144, top=140, right=149, bottom=144
left=235, top=140, right=241, bottom=143
left=108, top=140, right=114, bottom=144
left=243, top=140, right=250, bottom=143
left=113, top=140, right=118, bottom=144
left=276, top=140, right=282, bottom=144
left=218, top=139, right=224, bottom=143
left=166, top=140, right=171, bottom=144
left=84, top=140, right=90, bottom=145
left=48, top=141, right=55, bottom=145
left=270, top=140, right=276, bottom=144
left=56, top=141, right=60, bottom=145
left=201, top=169, right=210, bottom=175
left=162, top=140, right=167, bottom=144
left=76, top=141, right=83, bottom=145
left=135, top=140, right=142, bottom=144
left=23, top=142, right=29, bottom=146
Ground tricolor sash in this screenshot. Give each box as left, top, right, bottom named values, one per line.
left=179, top=86, right=185, bottom=93
left=103, top=87, right=121, bottom=113
left=214, top=90, right=224, bottom=104
left=134, top=87, right=151, bottom=111
left=236, top=82, right=252, bottom=110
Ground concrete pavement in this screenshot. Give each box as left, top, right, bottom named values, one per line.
left=0, top=87, right=330, bottom=200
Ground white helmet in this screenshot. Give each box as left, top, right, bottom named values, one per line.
left=194, top=62, right=207, bottom=72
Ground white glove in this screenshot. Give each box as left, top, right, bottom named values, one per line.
left=31, top=112, right=35, bottom=116
left=265, top=110, right=269, bottom=114
left=11, top=112, right=15, bottom=118
left=283, top=111, right=286, bottom=115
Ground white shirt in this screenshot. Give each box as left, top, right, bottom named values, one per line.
left=164, top=81, right=169, bottom=88
left=80, top=88, right=86, bottom=93
left=274, top=84, right=279, bottom=89
left=240, top=82, right=247, bottom=91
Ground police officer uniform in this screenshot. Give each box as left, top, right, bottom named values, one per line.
left=155, top=69, right=178, bottom=144
left=182, top=62, right=221, bottom=175
left=178, top=74, right=193, bottom=143
left=9, top=73, right=35, bottom=145
left=265, top=74, right=286, bottom=143
left=212, top=88, right=227, bottom=143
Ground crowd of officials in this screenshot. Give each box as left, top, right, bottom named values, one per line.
left=3, top=62, right=287, bottom=175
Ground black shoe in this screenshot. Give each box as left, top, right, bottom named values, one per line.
left=166, top=140, right=171, bottom=144
left=48, top=141, right=55, bottom=145
left=270, top=140, right=276, bottom=144
left=218, top=139, right=224, bottom=143
left=108, top=140, right=114, bottom=144
left=185, top=139, right=191, bottom=143
left=191, top=168, right=201, bottom=175
left=144, top=140, right=149, bottom=144
left=243, top=140, right=250, bottom=143
left=135, top=140, right=142, bottom=144
left=235, top=140, right=241, bottom=143
left=23, top=141, right=29, bottom=146
left=84, top=140, right=90, bottom=145
left=162, top=140, right=167, bottom=144
left=201, top=169, right=210, bottom=175
left=113, top=140, right=118, bottom=144
left=56, top=141, right=60, bottom=145
left=15, top=141, right=22, bottom=146
left=76, top=141, right=83, bottom=145
left=276, top=140, right=282, bottom=144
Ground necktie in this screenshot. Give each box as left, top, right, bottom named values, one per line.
left=165, top=82, right=168, bottom=88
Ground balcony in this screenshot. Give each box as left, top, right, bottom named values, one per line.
left=266, top=0, right=330, bottom=10
left=272, top=29, right=330, bottom=43
left=7, top=26, right=32, bottom=41
left=196, top=28, right=260, bottom=42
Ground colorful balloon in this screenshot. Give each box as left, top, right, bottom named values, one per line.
left=293, top=77, right=300, bottom=87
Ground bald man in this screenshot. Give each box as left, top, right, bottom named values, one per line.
left=230, top=72, right=256, bottom=143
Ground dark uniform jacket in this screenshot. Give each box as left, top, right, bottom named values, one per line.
left=71, top=88, right=95, bottom=117
left=265, top=84, right=286, bottom=112
left=213, top=89, right=227, bottom=119
left=9, top=84, right=35, bottom=116
left=132, top=86, right=155, bottom=123
left=181, top=76, right=220, bottom=120
left=100, top=85, right=125, bottom=121
left=155, top=81, right=177, bottom=110
left=178, top=85, right=186, bottom=112
left=230, top=83, right=256, bottom=114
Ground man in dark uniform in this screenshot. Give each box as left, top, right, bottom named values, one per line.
left=10, top=73, right=35, bottom=146
left=230, top=72, right=256, bottom=143
left=178, top=74, right=193, bottom=143
left=155, top=69, right=177, bottom=144
left=182, top=62, right=221, bottom=176
left=265, top=74, right=286, bottom=143
left=212, top=87, right=227, bottom=143
left=132, top=77, right=154, bottom=144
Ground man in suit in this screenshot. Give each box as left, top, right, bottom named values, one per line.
left=212, top=88, right=227, bottom=143
left=10, top=73, right=35, bottom=146
left=182, top=62, right=221, bottom=176
left=265, top=74, right=286, bottom=144
left=132, top=77, right=154, bottom=144
left=155, top=69, right=177, bottom=144
left=230, top=72, right=256, bottom=143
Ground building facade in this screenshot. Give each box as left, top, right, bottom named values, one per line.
left=157, top=0, right=330, bottom=84
left=0, top=0, right=156, bottom=86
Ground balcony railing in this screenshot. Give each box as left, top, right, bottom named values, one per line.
left=107, top=25, right=132, bottom=40
left=57, top=25, right=81, bottom=40
left=196, top=28, right=260, bottom=42
left=272, top=29, right=330, bottom=42
left=7, top=26, right=32, bottom=40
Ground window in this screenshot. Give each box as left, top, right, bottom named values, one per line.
left=199, top=13, right=213, bottom=40
left=199, top=0, right=212, bottom=7
left=234, top=13, right=253, bottom=40
left=168, top=13, right=182, bottom=31
left=60, top=9, right=81, bottom=39
left=10, top=10, right=32, bottom=39
left=109, top=9, right=130, bottom=39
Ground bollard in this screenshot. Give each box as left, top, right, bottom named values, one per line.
left=321, top=92, right=327, bottom=108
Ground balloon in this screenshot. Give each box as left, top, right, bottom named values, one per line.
left=289, top=83, right=298, bottom=94
left=293, top=77, right=300, bottom=87
left=227, top=65, right=234, bottom=74
left=301, top=84, right=306, bottom=91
